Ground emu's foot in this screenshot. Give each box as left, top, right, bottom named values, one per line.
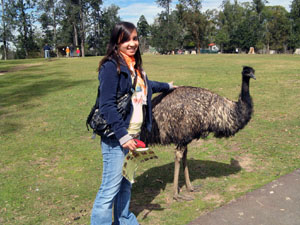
left=187, top=185, right=202, bottom=193
left=173, top=193, right=194, bottom=202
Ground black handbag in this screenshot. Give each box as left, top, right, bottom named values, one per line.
left=86, top=74, right=138, bottom=138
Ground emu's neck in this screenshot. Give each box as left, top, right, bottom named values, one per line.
left=240, top=76, right=251, bottom=103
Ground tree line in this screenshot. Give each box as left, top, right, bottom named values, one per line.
left=0, top=0, right=120, bottom=59
left=149, top=0, right=300, bottom=54
left=1, top=0, right=300, bottom=59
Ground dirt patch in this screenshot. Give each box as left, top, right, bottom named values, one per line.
left=29, top=156, right=59, bottom=170
left=228, top=185, right=238, bottom=192
left=235, top=154, right=254, bottom=172
left=0, top=165, right=12, bottom=173
left=0, top=63, right=43, bottom=75
left=190, top=138, right=218, bottom=148
left=228, top=142, right=242, bottom=152
left=203, top=193, right=224, bottom=204
left=190, top=139, right=204, bottom=147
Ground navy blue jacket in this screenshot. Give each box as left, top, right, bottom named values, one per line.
left=43, top=45, right=51, bottom=51
left=98, top=59, right=170, bottom=143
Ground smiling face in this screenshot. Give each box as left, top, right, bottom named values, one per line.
left=118, top=29, right=139, bottom=57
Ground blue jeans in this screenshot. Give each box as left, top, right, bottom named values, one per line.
left=44, top=50, right=50, bottom=58
left=91, top=136, right=139, bottom=225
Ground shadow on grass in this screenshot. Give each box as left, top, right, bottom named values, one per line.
left=0, top=65, right=93, bottom=134
left=0, top=63, right=75, bottom=88
left=1, top=78, right=91, bottom=106
left=131, top=158, right=241, bottom=218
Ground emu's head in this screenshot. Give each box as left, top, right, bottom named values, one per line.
left=242, top=66, right=256, bottom=80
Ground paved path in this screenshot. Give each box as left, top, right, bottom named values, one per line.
left=188, top=169, right=300, bottom=225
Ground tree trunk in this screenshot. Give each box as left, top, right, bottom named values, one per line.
left=79, top=0, right=85, bottom=57
left=196, top=41, right=201, bottom=54
left=81, top=38, right=85, bottom=57
left=52, top=2, right=58, bottom=57
left=97, top=12, right=101, bottom=56
left=74, top=23, right=79, bottom=47
left=194, top=29, right=201, bottom=54
left=21, top=2, right=29, bottom=58
left=283, top=44, right=287, bottom=54
left=1, top=0, right=8, bottom=60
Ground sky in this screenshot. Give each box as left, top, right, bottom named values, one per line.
left=103, top=0, right=292, bottom=25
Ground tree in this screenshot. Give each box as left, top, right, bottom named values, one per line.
left=9, top=0, right=39, bottom=58
left=177, top=0, right=206, bottom=53
left=156, top=0, right=172, bottom=19
left=137, top=15, right=150, bottom=53
left=155, top=0, right=173, bottom=52
left=215, top=0, right=244, bottom=52
left=100, top=5, right=120, bottom=54
left=203, top=9, right=218, bottom=46
left=78, top=0, right=87, bottom=57
left=86, top=4, right=120, bottom=55
left=87, top=0, right=103, bottom=55
left=137, top=15, right=150, bottom=37
left=233, top=3, right=262, bottom=52
left=290, top=0, right=300, bottom=49
left=251, top=0, right=266, bottom=50
left=37, top=0, right=63, bottom=57
left=253, top=0, right=266, bottom=19
left=58, top=0, right=92, bottom=57
left=0, top=0, right=14, bottom=59
left=58, top=0, right=78, bottom=48
left=150, top=10, right=184, bottom=54
left=262, top=6, right=291, bottom=53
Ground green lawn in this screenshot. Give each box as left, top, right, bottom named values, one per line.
left=1, top=54, right=299, bottom=224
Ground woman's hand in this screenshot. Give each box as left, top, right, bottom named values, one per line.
left=169, top=81, right=178, bottom=89
left=122, top=139, right=137, bottom=151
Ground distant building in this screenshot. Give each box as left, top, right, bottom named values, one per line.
left=294, top=49, right=300, bottom=54
left=208, top=43, right=219, bottom=52
left=199, top=43, right=219, bottom=54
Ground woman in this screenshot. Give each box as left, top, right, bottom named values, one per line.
left=91, top=21, right=176, bottom=225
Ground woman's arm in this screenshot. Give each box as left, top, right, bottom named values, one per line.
left=98, top=61, right=129, bottom=141
left=148, top=80, right=176, bottom=93
left=148, top=80, right=171, bottom=93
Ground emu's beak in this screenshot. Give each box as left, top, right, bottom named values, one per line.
left=250, top=73, right=256, bottom=80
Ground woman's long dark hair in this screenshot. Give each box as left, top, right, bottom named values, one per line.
left=98, top=22, right=143, bottom=74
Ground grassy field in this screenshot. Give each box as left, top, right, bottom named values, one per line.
left=0, top=54, right=299, bottom=225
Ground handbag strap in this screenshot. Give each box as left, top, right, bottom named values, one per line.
left=129, top=70, right=138, bottom=95
left=95, top=71, right=138, bottom=108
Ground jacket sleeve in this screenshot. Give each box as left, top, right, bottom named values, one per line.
left=98, top=61, right=129, bottom=141
left=147, top=79, right=171, bottom=94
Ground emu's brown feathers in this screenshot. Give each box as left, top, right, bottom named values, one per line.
left=140, top=66, right=255, bottom=200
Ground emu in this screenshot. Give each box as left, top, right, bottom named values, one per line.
left=141, top=66, right=256, bottom=201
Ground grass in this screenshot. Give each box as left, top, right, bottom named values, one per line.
left=0, top=54, right=300, bottom=224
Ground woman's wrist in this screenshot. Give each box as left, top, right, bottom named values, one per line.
left=119, top=134, right=133, bottom=146
left=168, top=81, right=178, bottom=90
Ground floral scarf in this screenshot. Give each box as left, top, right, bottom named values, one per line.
left=120, top=51, right=147, bottom=100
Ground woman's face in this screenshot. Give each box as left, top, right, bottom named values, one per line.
left=119, top=29, right=139, bottom=57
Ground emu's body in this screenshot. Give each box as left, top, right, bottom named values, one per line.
left=141, top=66, right=255, bottom=200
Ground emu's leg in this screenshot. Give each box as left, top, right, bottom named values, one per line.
left=173, top=150, right=182, bottom=200
left=182, top=146, right=201, bottom=193
left=182, top=146, right=192, bottom=191
left=173, top=147, right=194, bottom=201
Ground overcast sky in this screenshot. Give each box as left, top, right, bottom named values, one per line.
left=103, top=0, right=292, bottom=25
